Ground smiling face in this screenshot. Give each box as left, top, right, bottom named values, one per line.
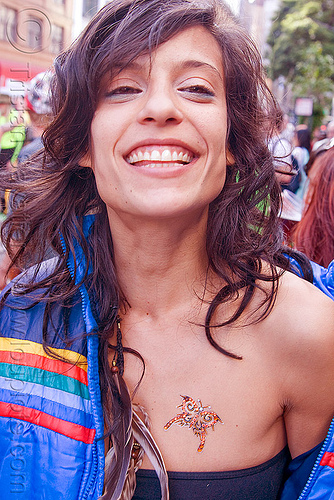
left=84, top=26, right=231, bottom=222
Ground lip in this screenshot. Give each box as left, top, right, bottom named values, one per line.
left=125, top=160, right=197, bottom=178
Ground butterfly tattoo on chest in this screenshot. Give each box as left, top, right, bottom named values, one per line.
left=164, top=395, right=223, bottom=452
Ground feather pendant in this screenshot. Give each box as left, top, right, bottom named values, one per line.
left=101, top=369, right=133, bottom=500
left=132, top=409, right=169, bottom=500
left=102, top=400, right=169, bottom=500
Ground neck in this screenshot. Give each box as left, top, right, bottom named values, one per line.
left=29, top=123, right=44, bottom=138
left=108, top=209, right=211, bottom=319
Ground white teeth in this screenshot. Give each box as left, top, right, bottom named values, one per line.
left=161, top=149, right=172, bottom=161
left=127, top=148, right=194, bottom=165
left=151, top=150, right=161, bottom=161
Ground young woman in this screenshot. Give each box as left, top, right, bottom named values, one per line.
left=0, top=1, right=333, bottom=499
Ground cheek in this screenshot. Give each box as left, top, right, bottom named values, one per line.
left=89, top=123, right=118, bottom=177
left=198, top=109, right=228, bottom=153
left=91, top=106, right=120, bottom=146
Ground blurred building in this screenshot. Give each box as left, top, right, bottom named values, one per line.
left=238, top=0, right=295, bottom=112
left=0, top=0, right=73, bottom=93
left=239, top=0, right=280, bottom=59
left=72, top=0, right=106, bottom=39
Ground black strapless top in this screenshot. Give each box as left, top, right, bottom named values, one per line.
left=133, top=446, right=290, bottom=499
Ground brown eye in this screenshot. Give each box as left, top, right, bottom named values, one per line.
left=107, top=86, right=142, bottom=96
left=179, top=85, right=215, bottom=102
left=183, top=85, right=214, bottom=96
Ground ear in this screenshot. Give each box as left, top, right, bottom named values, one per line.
left=226, top=148, right=235, bottom=166
left=79, top=151, right=92, bottom=169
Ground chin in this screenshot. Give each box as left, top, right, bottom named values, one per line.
left=125, top=199, right=212, bottom=221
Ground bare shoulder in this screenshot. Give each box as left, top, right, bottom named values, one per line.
left=252, top=268, right=334, bottom=376
left=274, top=269, right=334, bottom=347
left=271, top=270, right=334, bottom=457
left=263, top=268, right=334, bottom=405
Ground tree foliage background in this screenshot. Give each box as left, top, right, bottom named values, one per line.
left=267, top=0, right=334, bottom=123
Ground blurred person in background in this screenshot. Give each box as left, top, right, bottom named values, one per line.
left=0, top=72, right=52, bottom=289
left=328, top=121, right=334, bottom=140
left=0, top=92, right=11, bottom=128
left=268, top=119, right=295, bottom=186
left=279, top=113, right=294, bottom=143
left=17, top=72, right=52, bottom=164
left=311, top=125, right=327, bottom=150
left=293, top=142, right=334, bottom=267
left=0, top=92, right=27, bottom=211
left=288, top=125, right=312, bottom=197
left=0, top=94, right=26, bottom=171
left=312, top=121, right=334, bottom=152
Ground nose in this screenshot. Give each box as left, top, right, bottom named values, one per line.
left=137, top=86, right=183, bottom=126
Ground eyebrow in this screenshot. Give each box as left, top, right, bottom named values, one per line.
left=178, top=60, right=223, bottom=79
left=115, top=59, right=223, bottom=80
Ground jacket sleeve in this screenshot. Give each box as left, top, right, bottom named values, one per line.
left=280, top=419, right=334, bottom=499
left=311, top=260, right=334, bottom=301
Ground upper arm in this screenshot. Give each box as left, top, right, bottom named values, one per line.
left=279, top=275, right=334, bottom=458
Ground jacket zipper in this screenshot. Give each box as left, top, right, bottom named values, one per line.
left=61, top=234, right=101, bottom=499
left=78, top=290, right=100, bottom=500
left=298, top=417, right=334, bottom=499
left=82, top=440, right=99, bottom=500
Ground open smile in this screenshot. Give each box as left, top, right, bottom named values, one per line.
left=125, top=145, right=195, bottom=168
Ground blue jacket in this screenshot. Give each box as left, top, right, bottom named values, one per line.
left=0, top=215, right=105, bottom=499
left=0, top=215, right=333, bottom=499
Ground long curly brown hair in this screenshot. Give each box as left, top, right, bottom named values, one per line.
left=0, top=1, right=311, bottom=497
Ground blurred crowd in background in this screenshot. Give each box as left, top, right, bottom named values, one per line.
left=0, top=72, right=52, bottom=287
left=272, top=114, right=334, bottom=268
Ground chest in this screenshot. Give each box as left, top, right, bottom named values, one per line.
left=108, top=324, right=287, bottom=471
